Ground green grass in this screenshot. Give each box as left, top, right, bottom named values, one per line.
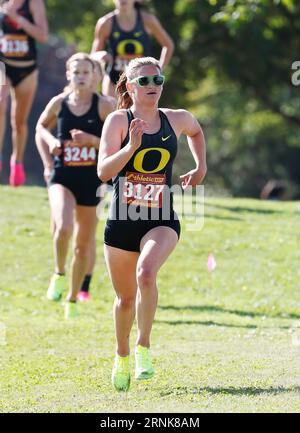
left=1, top=185, right=300, bottom=413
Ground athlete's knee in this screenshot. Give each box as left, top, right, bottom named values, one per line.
left=0, top=98, right=8, bottom=115
left=116, top=294, right=136, bottom=310
left=74, top=243, right=90, bottom=260
left=55, top=224, right=72, bottom=241
left=11, top=116, right=27, bottom=135
left=137, top=265, right=157, bottom=289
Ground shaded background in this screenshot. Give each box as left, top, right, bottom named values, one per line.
left=1, top=0, right=300, bottom=197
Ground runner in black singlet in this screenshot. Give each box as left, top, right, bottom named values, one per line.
left=105, top=108, right=181, bottom=252
left=92, top=0, right=174, bottom=97
left=98, top=56, right=207, bottom=391
left=36, top=53, right=115, bottom=319
left=0, top=0, right=48, bottom=186
left=36, top=55, right=115, bottom=303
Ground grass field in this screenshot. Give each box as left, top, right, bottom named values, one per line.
left=1, top=185, right=300, bottom=413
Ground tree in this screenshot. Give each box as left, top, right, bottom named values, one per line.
left=42, top=1, right=300, bottom=196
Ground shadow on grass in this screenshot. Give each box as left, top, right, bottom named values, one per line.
left=161, top=385, right=300, bottom=397
left=158, top=304, right=300, bottom=320
left=155, top=319, right=258, bottom=329
left=182, top=212, right=243, bottom=222
left=205, top=203, right=289, bottom=216
left=156, top=319, right=291, bottom=329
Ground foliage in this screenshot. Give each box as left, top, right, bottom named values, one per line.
left=43, top=0, right=300, bottom=197
left=185, top=75, right=300, bottom=196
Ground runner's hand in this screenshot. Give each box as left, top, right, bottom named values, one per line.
left=128, top=118, right=148, bottom=151
left=180, top=166, right=206, bottom=189
left=102, top=52, right=113, bottom=65
left=49, top=139, right=62, bottom=156
left=69, top=129, right=94, bottom=146
left=1, top=5, right=19, bottom=22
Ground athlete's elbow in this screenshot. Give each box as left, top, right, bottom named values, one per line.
left=97, top=166, right=109, bottom=183
left=166, top=38, right=174, bottom=54
left=40, top=36, right=48, bottom=44
left=37, top=30, right=48, bottom=44
left=99, top=174, right=111, bottom=183
left=35, top=123, right=42, bottom=135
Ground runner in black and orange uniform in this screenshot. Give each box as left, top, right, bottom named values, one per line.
left=36, top=53, right=115, bottom=319
left=0, top=0, right=48, bottom=186
left=98, top=57, right=207, bottom=391
left=91, top=0, right=174, bottom=97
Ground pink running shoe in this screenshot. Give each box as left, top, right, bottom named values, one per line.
left=10, top=158, right=26, bottom=187
left=77, top=291, right=90, bottom=302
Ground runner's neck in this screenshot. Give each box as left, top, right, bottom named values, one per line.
left=70, top=90, right=93, bottom=106
left=115, top=7, right=136, bottom=27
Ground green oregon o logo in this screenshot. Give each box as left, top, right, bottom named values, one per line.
left=133, top=148, right=170, bottom=174
left=116, top=39, right=144, bottom=56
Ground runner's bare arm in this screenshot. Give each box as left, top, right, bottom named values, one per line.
left=35, top=117, right=56, bottom=174
left=143, top=13, right=174, bottom=70
left=175, top=110, right=207, bottom=187
left=1, top=0, right=48, bottom=43
left=36, top=96, right=63, bottom=155
left=5, top=0, right=49, bottom=43
left=98, top=111, right=146, bottom=182
left=91, top=15, right=112, bottom=64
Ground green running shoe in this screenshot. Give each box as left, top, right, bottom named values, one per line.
left=46, top=274, right=65, bottom=301
left=112, top=354, right=130, bottom=392
left=135, top=345, right=155, bottom=380
left=65, top=301, right=79, bottom=320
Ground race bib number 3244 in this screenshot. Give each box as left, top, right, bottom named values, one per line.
left=63, top=140, right=97, bottom=167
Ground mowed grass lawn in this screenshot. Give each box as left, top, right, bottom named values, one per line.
left=1, top=185, right=300, bottom=413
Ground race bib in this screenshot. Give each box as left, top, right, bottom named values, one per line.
left=114, top=57, right=128, bottom=72
left=63, top=140, right=97, bottom=167
left=122, top=172, right=166, bottom=208
left=114, top=54, right=143, bottom=72
left=0, top=35, right=29, bottom=57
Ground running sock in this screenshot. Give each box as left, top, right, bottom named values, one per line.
left=80, top=274, right=92, bottom=293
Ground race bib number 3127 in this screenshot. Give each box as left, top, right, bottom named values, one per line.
left=122, top=171, right=166, bottom=208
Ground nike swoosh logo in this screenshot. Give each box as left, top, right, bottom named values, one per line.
left=87, top=119, right=95, bottom=123
left=162, top=135, right=171, bottom=142
left=134, top=31, right=143, bottom=37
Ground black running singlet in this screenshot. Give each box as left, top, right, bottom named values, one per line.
left=55, top=93, right=103, bottom=170
left=0, top=0, right=37, bottom=62
left=110, top=109, right=178, bottom=221
left=107, top=9, right=150, bottom=84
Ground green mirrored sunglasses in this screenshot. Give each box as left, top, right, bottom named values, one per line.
left=129, top=74, right=165, bottom=87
